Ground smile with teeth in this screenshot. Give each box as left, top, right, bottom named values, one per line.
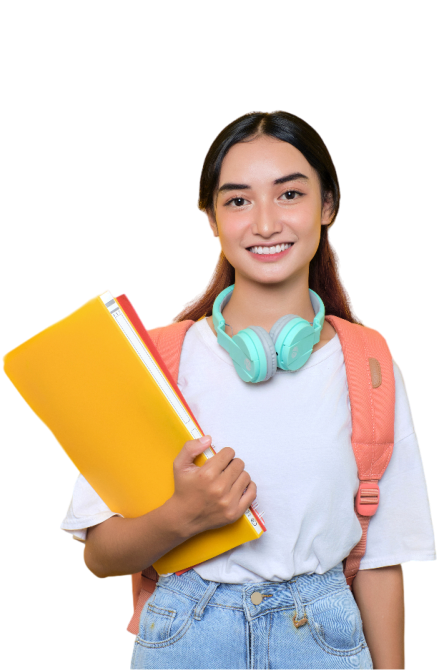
left=248, top=243, right=293, bottom=255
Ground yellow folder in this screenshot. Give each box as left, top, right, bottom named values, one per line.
left=3, top=292, right=266, bottom=574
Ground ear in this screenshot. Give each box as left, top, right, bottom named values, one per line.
left=207, top=209, right=219, bottom=237
left=321, top=193, right=334, bottom=226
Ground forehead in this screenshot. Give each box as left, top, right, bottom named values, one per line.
left=219, top=135, right=317, bottom=186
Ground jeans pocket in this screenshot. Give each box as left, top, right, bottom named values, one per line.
left=306, top=587, right=367, bottom=656
left=137, top=585, right=195, bottom=648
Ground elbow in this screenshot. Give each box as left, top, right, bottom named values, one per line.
left=83, top=543, right=108, bottom=579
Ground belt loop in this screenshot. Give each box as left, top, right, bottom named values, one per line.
left=288, top=581, right=308, bottom=628
left=193, top=581, right=219, bottom=621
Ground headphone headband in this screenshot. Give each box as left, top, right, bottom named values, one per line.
left=211, top=284, right=326, bottom=383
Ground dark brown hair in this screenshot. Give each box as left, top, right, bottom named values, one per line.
left=174, top=111, right=363, bottom=326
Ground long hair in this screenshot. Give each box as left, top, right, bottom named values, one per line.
left=174, top=111, right=363, bottom=326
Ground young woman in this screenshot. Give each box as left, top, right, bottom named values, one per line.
left=61, top=111, right=436, bottom=669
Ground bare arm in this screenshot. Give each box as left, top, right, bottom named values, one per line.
left=84, top=496, right=194, bottom=578
left=84, top=435, right=257, bottom=578
left=352, top=564, right=405, bottom=669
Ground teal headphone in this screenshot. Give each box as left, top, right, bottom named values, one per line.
left=211, top=284, right=325, bottom=383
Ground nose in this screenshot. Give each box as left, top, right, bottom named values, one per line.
left=251, top=199, right=282, bottom=239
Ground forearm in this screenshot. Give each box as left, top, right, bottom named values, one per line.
left=83, top=497, right=195, bottom=578
left=352, top=564, right=404, bottom=669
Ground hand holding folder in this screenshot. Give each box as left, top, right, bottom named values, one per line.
left=170, top=434, right=257, bottom=537
left=3, top=291, right=266, bottom=574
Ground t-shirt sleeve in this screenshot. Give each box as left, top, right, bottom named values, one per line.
left=358, top=360, right=436, bottom=569
left=60, top=473, right=124, bottom=543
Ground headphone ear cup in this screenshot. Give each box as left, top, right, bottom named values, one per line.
left=269, top=315, right=301, bottom=370
left=270, top=317, right=315, bottom=372
left=231, top=327, right=274, bottom=383
left=246, top=326, right=277, bottom=381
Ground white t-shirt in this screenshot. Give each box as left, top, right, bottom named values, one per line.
left=61, top=317, right=436, bottom=583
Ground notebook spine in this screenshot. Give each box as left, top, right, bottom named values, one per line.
left=101, top=291, right=267, bottom=536
left=249, top=501, right=266, bottom=529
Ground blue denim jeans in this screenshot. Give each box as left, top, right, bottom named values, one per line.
left=130, top=560, right=373, bottom=669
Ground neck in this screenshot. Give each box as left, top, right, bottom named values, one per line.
left=222, top=273, right=316, bottom=335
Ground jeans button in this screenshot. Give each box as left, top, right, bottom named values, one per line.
left=251, top=591, right=263, bottom=605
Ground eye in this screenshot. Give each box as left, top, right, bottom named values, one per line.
left=224, top=189, right=303, bottom=209
left=224, top=198, right=249, bottom=207
left=282, top=189, right=302, bottom=200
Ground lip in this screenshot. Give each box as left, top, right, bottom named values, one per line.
left=246, top=243, right=294, bottom=261
left=246, top=242, right=294, bottom=250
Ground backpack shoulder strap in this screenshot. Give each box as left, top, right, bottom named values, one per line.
left=325, top=315, right=395, bottom=588
left=127, top=319, right=195, bottom=635
left=147, top=320, right=196, bottom=383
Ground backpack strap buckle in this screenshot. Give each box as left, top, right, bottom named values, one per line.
left=355, top=480, right=380, bottom=516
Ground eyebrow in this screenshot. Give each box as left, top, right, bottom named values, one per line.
left=217, top=172, right=309, bottom=194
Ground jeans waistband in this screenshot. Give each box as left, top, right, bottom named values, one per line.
left=156, top=561, right=348, bottom=618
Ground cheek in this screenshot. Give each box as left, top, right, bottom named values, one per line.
left=217, top=216, right=248, bottom=244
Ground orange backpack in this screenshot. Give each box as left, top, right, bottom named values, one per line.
left=127, top=314, right=395, bottom=635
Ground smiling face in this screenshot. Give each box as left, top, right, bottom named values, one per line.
left=207, top=135, right=333, bottom=289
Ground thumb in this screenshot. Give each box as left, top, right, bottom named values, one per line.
left=177, top=435, right=212, bottom=468
left=197, top=434, right=212, bottom=454
left=192, top=435, right=212, bottom=459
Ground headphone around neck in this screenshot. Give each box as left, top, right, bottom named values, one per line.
left=212, top=284, right=325, bottom=383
